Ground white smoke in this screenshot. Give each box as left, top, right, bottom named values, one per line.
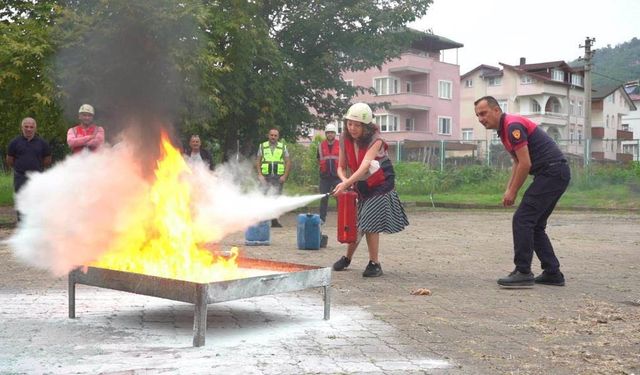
left=6, top=143, right=322, bottom=276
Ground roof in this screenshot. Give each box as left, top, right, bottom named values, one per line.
left=592, top=83, right=638, bottom=110
left=461, top=64, right=501, bottom=79
left=592, top=84, right=623, bottom=100
left=407, top=28, right=463, bottom=51
left=517, top=60, right=575, bottom=72
left=500, top=62, right=575, bottom=87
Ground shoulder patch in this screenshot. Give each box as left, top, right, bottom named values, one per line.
left=511, top=129, right=521, bottom=140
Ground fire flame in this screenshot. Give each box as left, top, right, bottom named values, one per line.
left=92, top=132, right=241, bottom=283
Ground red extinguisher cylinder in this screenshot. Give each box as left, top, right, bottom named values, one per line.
left=337, top=191, right=358, bottom=243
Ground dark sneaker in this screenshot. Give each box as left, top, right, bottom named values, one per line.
left=534, top=271, right=565, bottom=286
left=333, top=256, right=351, bottom=271
left=362, top=261, right=383, bottom=277
left=271, top=219, right=283, bottom=228
left=497, top=270, right=534, bottom=288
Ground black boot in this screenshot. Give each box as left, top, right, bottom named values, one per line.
left=497, top=270, right=534, bottom=288
left=534, top=271, right=565, bottom=286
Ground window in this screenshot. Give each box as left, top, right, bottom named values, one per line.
left=571, top=74, right=583, bottom=86
left=340, top=79, right=353, bottom=99
left=578, top=130, right=582, bottom=145
left=606, top=115, right=609, bottom=128
left=498, top=100, right=508, bottom=113
left=569, top=99, right=575, bottom=115
left=622, top=123, right=629, bottom=131
left=569, top=130, right=574, bottom=142
left=577, top=100, right=583, bottom=116
left=531, top=99, right=541, bottom=113
left=438, top=116, right=452, bottom=135
left=488, top=77, right=502, bottom=86
left=377, top=114, right=398, bottom=132
left=551, top=69, right=565, bottom=82
left=462, top=128, right=473, bottom=141
left=406, top=81, right=413, bottom=93
left=405, top=118, right=415, bottom=131
left=438, top=80, right=452, bottom=99
left=521, top=75, right=534, bottom=84
left=464, top=79, right=473, bottom=88
left=374, top=77, right=399, bottom=95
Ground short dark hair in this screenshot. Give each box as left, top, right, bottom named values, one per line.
left=474, top=95, right=501, bottom=109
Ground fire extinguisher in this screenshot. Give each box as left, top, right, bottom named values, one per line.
left=337, top=190, right=358, bottom=243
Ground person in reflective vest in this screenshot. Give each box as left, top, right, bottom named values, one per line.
left=317, top=123, right=340, bottom=224
left=67, top=104, right=105, bottom=154
left=331, top=103, right=409, bottom=277
left=255, top=127, right=291, bottom=227
left=474, top=95, right=570, bottom=288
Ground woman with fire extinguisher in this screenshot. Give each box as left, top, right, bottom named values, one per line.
left=331, top=103, right=409, bottom=277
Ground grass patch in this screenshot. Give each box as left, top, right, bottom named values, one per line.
left=0, top=173, right=13, bottom=206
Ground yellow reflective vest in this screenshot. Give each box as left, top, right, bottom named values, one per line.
left=260, top=141, right=286, bottom=175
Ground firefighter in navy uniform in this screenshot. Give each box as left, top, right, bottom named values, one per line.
left=256, top=127, right=291, bottom=227
left=317, top=123, right=340, bottom=224
left=474, top=96, right=571, bottom=288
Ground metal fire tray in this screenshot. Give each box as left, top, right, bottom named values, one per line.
left=68, top=257, right=332, bottom=346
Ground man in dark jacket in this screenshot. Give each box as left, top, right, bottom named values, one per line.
left=474, top=96, right=570, bottom=288
left=7, top=117, right=52, bottom=221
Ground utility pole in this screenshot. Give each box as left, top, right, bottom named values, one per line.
left=580, top=37, right=596, bottom=166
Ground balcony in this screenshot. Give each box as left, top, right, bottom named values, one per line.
left=385, top=93, right=431, bottom=111
left=591, top=127, right=604, bottom=139
left=617, top=130, right=634, bottom=140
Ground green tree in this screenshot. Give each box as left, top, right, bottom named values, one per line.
left=197, top=0, right=433, bottom=160
left=0, top=1, right=67, bottom=166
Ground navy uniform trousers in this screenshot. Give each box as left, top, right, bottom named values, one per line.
left=513, top=162, right=571, bottom=274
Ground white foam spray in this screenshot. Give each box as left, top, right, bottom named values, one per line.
left=5, top=142, right=323, bottom=276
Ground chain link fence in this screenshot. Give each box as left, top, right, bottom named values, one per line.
left=387, top=138, right=640, bottom=172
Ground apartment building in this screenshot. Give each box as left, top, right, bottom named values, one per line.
left=324, top=31, right=464, bottom=161
left=622, top=80, right=640, bottom=161
left=591, top=84, right=636, bottom=161
left=461, top=59, right=588, bottom=159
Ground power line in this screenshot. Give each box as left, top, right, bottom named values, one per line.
left=591, top=70, right=627, bottom=84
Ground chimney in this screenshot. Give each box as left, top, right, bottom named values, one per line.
left=519, top=57, right=526, bottom=65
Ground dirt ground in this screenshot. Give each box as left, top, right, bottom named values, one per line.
left=1, top=207, right=639, bottom=374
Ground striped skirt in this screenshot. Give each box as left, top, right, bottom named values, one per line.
left=357, top=190, right=409, bottom=234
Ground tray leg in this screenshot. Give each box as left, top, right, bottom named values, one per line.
left=68, top=272, right=76, bottom=319
left=323, top=285, right=331, bottom=320
left=193, top=284, right=208, bottom=347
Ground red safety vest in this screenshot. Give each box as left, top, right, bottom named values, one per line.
left=342, top=137, right=387, bottom=191
left=318, top=140, right=340, bottom=175
left=70, top=125, right=99, bottom=154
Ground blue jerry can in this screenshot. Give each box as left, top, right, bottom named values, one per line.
left=297, top=213, right=322, bottom=250
left=244, top=221, right=270, bottom=246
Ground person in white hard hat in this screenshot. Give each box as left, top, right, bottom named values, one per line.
left=331, top=102, right=409, bottom=278
left=317, top=123, right=340, bottom=224
left=67, top=104, right=105, bottom=154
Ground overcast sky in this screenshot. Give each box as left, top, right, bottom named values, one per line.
left=409, top=0, right=640, bottom=74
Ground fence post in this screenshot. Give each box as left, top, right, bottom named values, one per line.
left=486, top=140, right=491, bottom=167
left=440, top=140, right=445, bottom=172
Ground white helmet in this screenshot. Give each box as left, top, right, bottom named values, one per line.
left=325, top=124, right=337, bottom=133
left=78, top=104, right=95, bottom=115
left=344, top=102, right=373, bottom=124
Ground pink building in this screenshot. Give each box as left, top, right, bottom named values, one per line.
left=338, top=32, right=464, bottom=161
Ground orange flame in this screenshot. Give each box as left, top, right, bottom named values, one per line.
left=92, top=132, right=241, bottom=283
